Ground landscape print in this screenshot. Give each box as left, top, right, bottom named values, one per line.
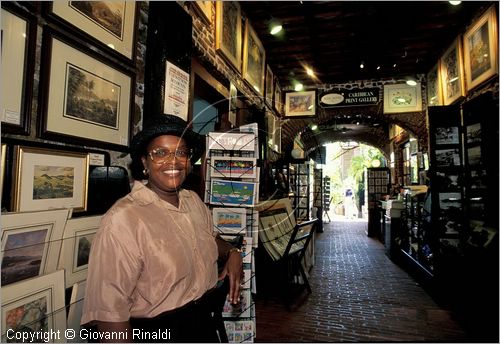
left=75, top=234, right=95, bottom=269
left=33, top=165, right=74, bottom=200
left=69, top=1, right=124, bottom=38
left=65, top=64, right=120, bottom=129
left=211, top=180, right=256, bottom=207
left=4, top=296, right=48, bottom=339
left=1, top=229, right=47, bottom=285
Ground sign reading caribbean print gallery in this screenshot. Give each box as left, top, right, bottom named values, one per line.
left=319, top=88, right=379, bottom=108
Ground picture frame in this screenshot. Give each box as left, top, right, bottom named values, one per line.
left=426, top=62, right=443, bottom=106
left=58, top=215, right=101, bottom=288
left=242, top=20, right=266, bottom=95
left=50, top=2, right=137, bottom=60
left=383, top=83, right=422, bottom=113
left=435, top=148, right=461, bottom=167
left=284, top=90, right=317, bottom=118
left=207, top=132, right=256, bottom=152
left=435, top=127, right=460, bottom=145
left=265, top=65, right=274, bottom=107
left=1, top=144, right=6, bottom=198
left=1, top=209, right=69, bottom=286
left=1, top=6, right=36, bottom=135
left=40, top=31, right=133, bottom=150
left=210, top=156, right=257, bottom=179
left=273, top=116, right=282, bottom=153
left=1, top=269, right=67, bottom=343
left=67, top=280, right=86, bottom=332
left=463, top=6, right=498, bottom=92
left=215, top=1, right=242, bottom=72
left=273, top=80, right=282, bottom=116
left=192, top=1, right=213, bottom=24
left=210, top=179, right=257, bottom=207
left=12, top=146, right=90, bottom=212
left=228, top=82, right=238, bottom=126
left=439, top=37, right=465, bottom=105
left=212, top=207, right=247, bottom=234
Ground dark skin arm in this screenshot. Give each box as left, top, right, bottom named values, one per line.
left=215, top=235, right=243, bottom=304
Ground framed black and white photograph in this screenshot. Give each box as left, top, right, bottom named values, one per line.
left=467, top=146, right=482, bottom=166
left=436, top=171, right=460, bottom=190
left=435, top=148, right=461, bottom=167
left=435, top=127, right=460, bottom=145
left=470, top=169, right=487, bottom=189
left=466, top=123, right=482, bottom=144
left=438, top=192, right=462, bottom=210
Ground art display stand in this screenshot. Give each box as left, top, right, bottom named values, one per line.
left=366, top=167, right=390, bottom=238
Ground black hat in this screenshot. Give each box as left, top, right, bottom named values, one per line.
left=129, top=114, right=204, bottom=180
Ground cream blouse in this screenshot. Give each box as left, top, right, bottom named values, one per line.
left=81, top=181, right=218, bottom=324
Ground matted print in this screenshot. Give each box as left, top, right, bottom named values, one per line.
left=466, top=123, right=481, bottom=144
left=284, top=90, right=316, bottom=118
left=242, top=20, right=265, bottom=95
left=435, top=148, right=461, bottom=167
left=210, top=180, right=257, bottom=207
left=383, top=83, right=422, bottom=113
left=439, top=37, right=465, bottom=105
left=435, top=127, right=460, bottom=145
left=212, top=208, right=247, bottom=234
left=210, top=157, right=257, bottom=179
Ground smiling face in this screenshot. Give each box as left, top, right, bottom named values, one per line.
left=141, top=135, right=191, bottom=201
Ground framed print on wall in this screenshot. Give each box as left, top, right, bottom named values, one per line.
left=284, top=90, right=317, bottom=118
left=439, top=37, right=465, bottom=105
left=265, top=65, right=274, bottom=107
left=40, top=31, right=133, bottom=150
left=1, top=270, right=67, bottom=343
left=463, top=5, right=498, bottom=92
left=1, top=209, right=69, bottom=287
left=12, top=146, right=90, bottom=212
left=383, top=83, right=422, bottom=113
left=215, top=1, right=242, bottom=72
left=274, top=80, right=282, bottom=116
left=192, top=1, right=213, bottom=24
left=1, top=144, right=6, bottom=198
left=50, top=1, right=137, bottom=60
left=242, top=20, right=266, bottom=95
left=426, top=62, right=443, bottom=106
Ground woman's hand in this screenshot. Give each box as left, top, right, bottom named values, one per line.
left=219, top=250, right=243, bottom=304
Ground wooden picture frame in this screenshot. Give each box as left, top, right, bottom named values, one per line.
left=212, top=207, right=247, bottom=234
left=58, top=215, right=101, bottom=288
left=1, top=209, right=69, bottom=286
left=193, top=1, right=213, bottom=24
left=210, top=179, right=257, bottom=207
left=265, top=65, right=274, bottom=107
left=50, top=1, right=137, bottom=60
left=242, top=20, right=265, bottom=95
left=215, top=1, right=242, bottom=72
left=1, top=270, right=67, bottom=342
left=284, top=90, right=317, bottom=118
left=1, top=6, right=36, bottom=135
left=12, top=146, right=90, bottom=212
left=426, top=62, right=443, bottom=106
left=439, top=37, right=465, bottom=105
left=274, top=80, right=282, bottom=116
left=383, top=83, right=422, bottom=113
left=40, top=31, right=133, bottom=150
left=463, top=6, right=498, bottom=91
left=210, top=156, right=257, bottom=179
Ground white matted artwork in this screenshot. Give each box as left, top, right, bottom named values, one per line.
left=58, top=215, right=101, bottom=288
left=212, top=207, right=247, bottom=234
left=207, top=132, right=256, bottom=152
left=383, top=83, right=422, bottom=113
left=163, top=61, right=190, bottom=121
left=67, top=280, right=87, bottom=337
left=1, top=270, right=67, bottom=343
left=1, top=209, right=70, bottom=287
left=211, top=156, right=257, bottom=179
left=210, top=180, right=257, bottom=207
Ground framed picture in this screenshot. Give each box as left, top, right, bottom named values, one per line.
left=426, top=62, right=443, bottom=106
left=266, top=111, right=275, bottom=149
left=242, top=20, right=265, bottom=95
left=1, top=144, right=6, bottom=197
left=439, top=37, right=465, bottom=105
left=210, top=179, right=257, bottom=207
left=50, top=2, right=137, bottom=60
left=67, top=280, right=86, bottom=332
left=210, top=156, right=257, bottom=179
left=212, top=207, right=247, bottom=234
left=1, top=209, right=69, bottom=286
left=228, top=82, right=238, bottom=126
left=1, top=6, right=36, bottom=135
left=192, top=1, right=213, bottom=24
left=435, top=148, right=461, bottom=167
left=284, top=90, right=317, bottom=118
left=273, top=80, right=282, bottom=115
left=463, top=6, right=498, bottom=91
left=40, top=32, right=133, bottom=150
left=215, top=1, right=242, bottom=72
left=383, top=83, right=422, bottom=113
left=1, top=270, right=67, bottom=342
left=466, top=123, right=482, bottom=144
left=435, top=127, right=460, bottom=145
left=12, top=146, right=90, bottom=212
left=207, top=132, right=256, bottom=151
left=58, top=215, right=101, bottom=288
left=265, top=65, right=274, bottom=107
left=273, top=116, right=282, bottom=153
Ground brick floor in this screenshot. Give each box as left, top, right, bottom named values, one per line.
left=254, top=220, right=470, bottom=342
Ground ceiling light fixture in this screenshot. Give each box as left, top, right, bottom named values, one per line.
left=306, top=67, right=315, bottom=77
left=310, top=124, right=318, bottom=131
left=270, top=24, right=283, bottom=35
left=294, top=83, right=304, bottom=91
left=406, top=79, right=417, bottom=86
left=376, top=66, right=381, bottom=70
left=393, top=63, right=397, bottom=68
left=449, top=1, right=462, bottom=5
left=360, top=61, right=364, bottom=69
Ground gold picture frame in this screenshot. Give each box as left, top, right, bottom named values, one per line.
left=215, top=1, right=242, bottom=72
left=193, top=1, right=213, bottom=24
left=265, top=65, right=274, bottom=107
left=439, top=37, right=465, bottom=105
left=12, top=146, right=90, bottom=212
left=426, top=62, right=443, bottom=106
left=242, top=20, right=266, bottom=95
left=274, top=80, right=282, bottom=116
left=463, top=6, right=498, bottom=91
left=284, top=90, right=317, bottom=118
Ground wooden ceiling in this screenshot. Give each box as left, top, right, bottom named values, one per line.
left=240, top=1, right=493, bottom=88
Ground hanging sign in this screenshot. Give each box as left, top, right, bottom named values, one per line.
left=319, top=88, right=379, bottom=108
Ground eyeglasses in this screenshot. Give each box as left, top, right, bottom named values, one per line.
left=148, top=148, right=192, bottom=164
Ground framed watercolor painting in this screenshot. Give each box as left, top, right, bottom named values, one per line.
left=212, top=207, right=247, bottom=235
left=210, top=179, right=257, bottom=207
left=215, top=1, right=242, bottom=72
left=242, top=20, right=265, bottom=95
left=192, top=1, right=213, bottom=24
left=12, top=146, right=90, bottom=212
left=426, top=62, right=443, bottom=106
left=210, top=156, right=257, bottom=179
left=284, top=90, right=317, bottom=118
left=383, top=83, right=422, bottom=113
left=50, top=1, right=136, bottom=60
left=1, top=209, right=69, bottom=286
left=265, top=65, right=274, bottom=107
left=463, top=6, right=498, bottom=91
left=40, top=31, right=133, bottom=150
left=439, top=37, right=465, bottom=105
left=1, top=6, right=36, bottom=135
left=58, top=215, right=101, bottom=288
left=1, top=270, right=67, bottom=343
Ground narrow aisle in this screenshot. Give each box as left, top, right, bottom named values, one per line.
left=255, top=220, right=467, bottom=342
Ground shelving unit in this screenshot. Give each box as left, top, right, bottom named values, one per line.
left=366, top=167, right=390, bottom=238
left=322, top=176, right=331, bottom=223
left=312, top=168, right=323, bottom=232
left=288, top=162, right=312, bottom=222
